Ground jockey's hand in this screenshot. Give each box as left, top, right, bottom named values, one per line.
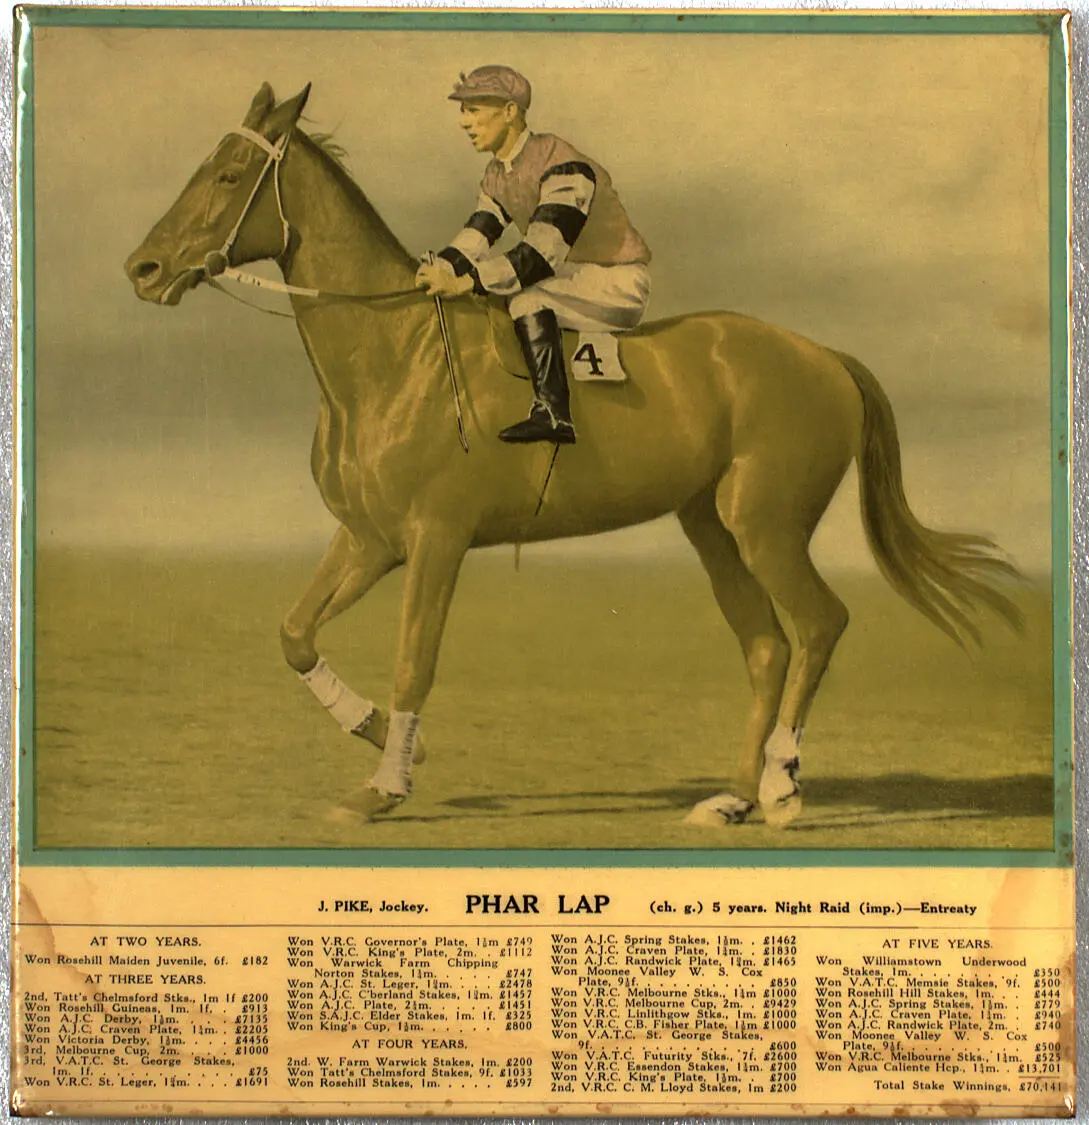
left=415, top=261, right=474, bottom=299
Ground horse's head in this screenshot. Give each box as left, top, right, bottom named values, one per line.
left=125, top=82, right=311, bottom=305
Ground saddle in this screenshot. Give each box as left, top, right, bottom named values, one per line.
left=487, top=303, right=630, bottom=384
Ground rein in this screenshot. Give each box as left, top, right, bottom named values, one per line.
left=208, top=265, right=424, bottom=309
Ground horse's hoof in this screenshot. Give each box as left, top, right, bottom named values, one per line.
left=761, top=788, right=802, bottom=829
left=759, top=773, right=802, bottom=828
left=684, top=793, right=755, bottom=827
left=331, top=787, right=407, bottom=824
left=351, top=710, right=426, bottom=764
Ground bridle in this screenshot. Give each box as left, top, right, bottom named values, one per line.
left=203, top=127, right=292, bottom=281
left=201, top=127, right=421, bottom=304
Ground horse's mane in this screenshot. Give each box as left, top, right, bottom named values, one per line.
left=306, top=129, right=350, bottom=170
left=295, top=126, right=416, bottom=269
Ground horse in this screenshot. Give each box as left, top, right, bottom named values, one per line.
left=124, top=82, right=1020, bottom=829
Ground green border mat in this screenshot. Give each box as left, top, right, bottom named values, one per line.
left=10, top=7, right=1071, bottom=32
left=13, top=8, right=1072, bottom=868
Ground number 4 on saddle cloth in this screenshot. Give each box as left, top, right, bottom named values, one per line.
left=487, top=303, right=628, bottom=383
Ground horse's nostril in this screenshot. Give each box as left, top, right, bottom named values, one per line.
left=129, top=259, right=162, bottom=284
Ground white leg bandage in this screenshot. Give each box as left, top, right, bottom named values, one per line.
left=299, top=658, right=375, bottom=733
left=764, top=722, right=800, bottom=766
left=759, top=722, right=801, bottom=816
left=759, top=722, right=804, bottom=828
left=368, top=710, right=420, bottom=797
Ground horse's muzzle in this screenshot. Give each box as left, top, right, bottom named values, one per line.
left=124, top=248, right=201, bottom=305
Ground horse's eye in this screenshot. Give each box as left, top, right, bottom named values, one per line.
left=217, top=170, right=241, bottom=187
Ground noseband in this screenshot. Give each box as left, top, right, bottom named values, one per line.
left=203, top=126, right=291, bottom=278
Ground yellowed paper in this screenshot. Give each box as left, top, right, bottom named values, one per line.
left=12, top=869, right=1075, bottom=1117
left=12, top=11, right=1073, bottom=1119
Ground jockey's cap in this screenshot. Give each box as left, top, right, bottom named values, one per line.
left=448, top=65, right=531, bottom=112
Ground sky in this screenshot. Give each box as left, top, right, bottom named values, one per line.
left=29, top=23, right=1055, bottom=570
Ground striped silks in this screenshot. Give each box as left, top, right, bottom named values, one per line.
left=439, top=190, right=512, bottom=277
left=475, top=161, right=597, bottom=297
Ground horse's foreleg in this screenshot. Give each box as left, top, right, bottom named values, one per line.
left=281, top=525, right=398, bottom=746
left=678, top=489, right=790, bottom=827
left=364, top=531, right=469, bottom=804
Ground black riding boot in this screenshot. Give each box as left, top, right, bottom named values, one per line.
left=498, top=309, right=576, bottom=445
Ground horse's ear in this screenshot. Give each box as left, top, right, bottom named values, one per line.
left=263, top=83, right=312, bottom=142
left=242, top=82, right=276, bottom=129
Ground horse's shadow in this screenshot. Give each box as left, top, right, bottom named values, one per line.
left=798, top=772, right=1053, bottom=820
left=384, top=771, right=1053, bottom=827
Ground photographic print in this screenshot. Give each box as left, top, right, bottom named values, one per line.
left=22, top=14, right=1067, bottom=855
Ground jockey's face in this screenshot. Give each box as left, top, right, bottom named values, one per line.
left=459, top=100, right=520, bottom=155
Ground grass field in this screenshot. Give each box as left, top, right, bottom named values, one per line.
left=30, top=546, right=1055, bottom=853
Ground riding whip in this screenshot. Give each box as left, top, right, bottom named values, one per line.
left=425, top=251, right=470, bottom=453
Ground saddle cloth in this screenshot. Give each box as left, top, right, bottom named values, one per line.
left=488, top=304, right=629, bottom=384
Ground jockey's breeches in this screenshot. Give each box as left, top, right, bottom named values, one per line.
left=508, top=262, right=651, bottom=334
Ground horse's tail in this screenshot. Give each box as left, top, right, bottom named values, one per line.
left=833, top=349, right=1023, bottom=647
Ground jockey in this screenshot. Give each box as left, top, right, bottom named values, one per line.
left=415, top=65, right=652, bottom=445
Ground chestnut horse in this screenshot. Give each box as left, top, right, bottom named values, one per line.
left=125, top=83, right=1019, bottom=829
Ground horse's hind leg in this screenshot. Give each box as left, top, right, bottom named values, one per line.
left=715, top=454, right=851, bottom=826
left=678, top=488, right=790, bottom=827
left=281, top=525, right=401, bottom=750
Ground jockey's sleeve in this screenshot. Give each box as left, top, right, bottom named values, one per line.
left=473, top=161, right=597, bottom=297
left=437, top=191, right=511, bottom=278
